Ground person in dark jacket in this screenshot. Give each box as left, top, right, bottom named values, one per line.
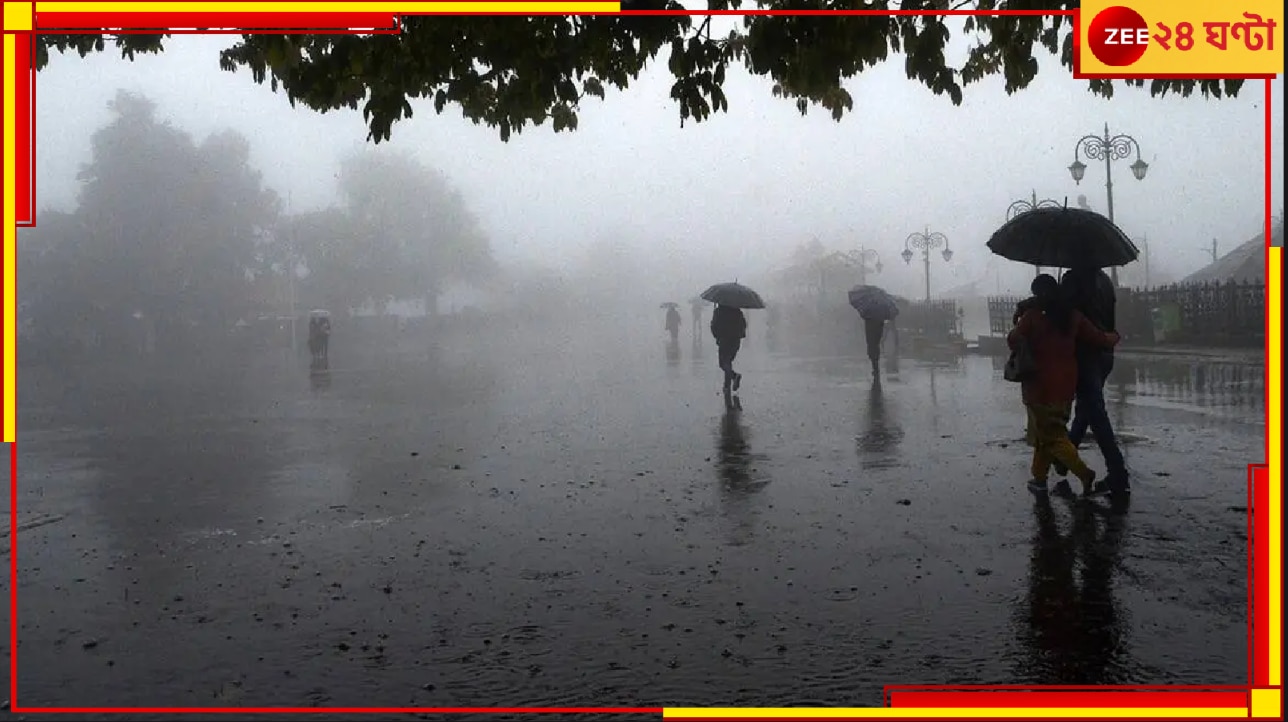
left=664, top=306, right=682, bottom=344
left=1058, top=266, right=1129, bottom=495
left=710, top=304, right=747, bottom=393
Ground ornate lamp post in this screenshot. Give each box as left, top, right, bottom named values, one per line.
left=902, top=228, right=952, bottom=302
left=1006, top=189, right=1062, bottom=221
left=1068, top=123, right=1150, bottom=287
left=842, top=246, right=883, bottom=286
left=1007, top=190, right=1062, bottom=277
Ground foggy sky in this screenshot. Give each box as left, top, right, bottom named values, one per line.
left=31, top=17, right=1285, bottom=299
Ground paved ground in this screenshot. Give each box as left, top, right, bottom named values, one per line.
left=4, top=321, right=1262, bottom=713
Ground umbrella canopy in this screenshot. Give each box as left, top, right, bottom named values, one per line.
left=847, top=285, right=900, bottom=321
left=700, top=282, right=766, bottom=309
left=987, top=207, right=1139, bottom=269
left=660, top=302, right=680, bottom=309
left=310, top=309, right=331, bottom=318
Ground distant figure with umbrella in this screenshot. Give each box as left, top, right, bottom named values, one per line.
left=848, top=285, right=900, bottom=377
left=700, top=282, right=765, bottom=396
left=661, top=302, right=682, bottom=344
left=1008, top=274, right=1121, bottom=497
left=987, top=205, right=1137, bottom=498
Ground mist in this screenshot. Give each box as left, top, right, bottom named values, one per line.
left=11, top=14, right=1274, bottom=710
left=26, top=26, right=1285, bottom=313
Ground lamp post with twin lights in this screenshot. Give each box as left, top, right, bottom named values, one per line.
left=1068, top=123, right=1150, bottom=287
left=902, top=228, right=952, bottom=303
left=1007, top=190, right=1062, bottom=277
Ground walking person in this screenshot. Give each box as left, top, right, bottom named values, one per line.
left=711, top=303, right=747, bottom=394
left=1058, top=266, right=1130, bottom=496
left=665, top=305, right=682, bottom=345
left=1008, top=274, right=1121, bottom=497
left=863, top=316, right=886, bottom=376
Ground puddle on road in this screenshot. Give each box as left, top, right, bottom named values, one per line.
left=985, top=433, right=1154, bottom=448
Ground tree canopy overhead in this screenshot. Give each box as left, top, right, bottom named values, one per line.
left=37, top=1, right=1243, bottom=144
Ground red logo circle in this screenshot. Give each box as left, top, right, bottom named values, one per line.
left=1087, top=6, right=1151, bottom=66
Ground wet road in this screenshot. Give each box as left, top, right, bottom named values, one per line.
left=6, top=324, right=1259, bottom=709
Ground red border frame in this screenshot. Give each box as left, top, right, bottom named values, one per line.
left=4, top=4, right=1280, bottom=717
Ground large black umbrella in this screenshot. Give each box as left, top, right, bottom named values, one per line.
left=987, top=207, right=1139, bottom=269
left=847, top=285, right=900, bottom=321
left=700, top=282, right=765, bottom=309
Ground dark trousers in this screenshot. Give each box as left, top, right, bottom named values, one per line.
left=1068, top=350, right=1126, bottom=478
left=716, top=339, right=741, bottom=383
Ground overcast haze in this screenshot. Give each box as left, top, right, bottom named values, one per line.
left=31, top=24, right=1285, bottom=298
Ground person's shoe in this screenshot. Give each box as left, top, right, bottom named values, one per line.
left=1051, top=480, right=1075, bottom=498
left=1104, top=470, right=1131, bottom=494
left=1083, top=476, right=1111, bottom=498
left=1027, top=478, right=1048, bottom=493
left=732, top=373, right=742, bottom=391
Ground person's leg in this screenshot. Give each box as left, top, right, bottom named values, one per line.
left=1068, top=362, right=1094, bottom=447
left=717, top=342, right=734, bottom=389
left=1037, top=403, right=1097, bottom=494
left=1055, top=362, right=1096, bottom=477
left=1079, top=355, right=1127, bottom=483
left=1027, top=406, right=1052, bottom=490
left=729, top=340, right=742, bottom=390
left=1030, top=442, right=1053, bottom=482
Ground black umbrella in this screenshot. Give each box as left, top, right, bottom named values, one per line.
left=848, top=285, right=900, bottom=321
left=660, top=302, right=680, bottom=309
left=700, top=282, right=765, bottom=309
left=987, top=206, right=1139, bottom=269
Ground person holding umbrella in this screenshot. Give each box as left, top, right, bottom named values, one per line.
left=1008, top=274, right=1121, bottom=497
left=712, top=304, right=747, bottom=392
left=661, top=302, right=682, bottom=344
left=987, top=204, right=1139, bottom=484
left=848, top=285, right=900, bottom=377
left=700, top=282, right=764, bottom=395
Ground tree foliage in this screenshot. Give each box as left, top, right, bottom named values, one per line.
left=37, top=1, right=1243, bottom=144
left=20, top=90, right=280, bottom=343
left=20, top=92, right=495, bottom=358
left=284, top=151, right=496, bottom=314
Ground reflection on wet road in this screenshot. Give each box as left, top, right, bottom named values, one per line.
left=10, top=331, right=1256, bottom=708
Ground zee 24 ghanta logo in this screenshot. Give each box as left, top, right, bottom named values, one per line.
left=1087, top=5, right=1277, bottom=67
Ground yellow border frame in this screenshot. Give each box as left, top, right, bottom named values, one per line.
left=2, top=2, right=1281, bottom=719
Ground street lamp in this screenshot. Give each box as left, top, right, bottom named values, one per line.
left=843, top=246, right=883, bottom=285
left=1007, top=189, right=1062, bottom=278
left=1006, top=189, right=1063, bottom=221
left=1069, top=123, right=1150, bottom=287
left=902, top=227, right=952, bottom=302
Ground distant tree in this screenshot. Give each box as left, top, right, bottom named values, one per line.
left=284, top=151, right=495, bottom=314
left=16, top=210, right=97, bottom=344
left=35, top=2, right=1243, bottom=144
left=20, top=90, right=280, bottom=352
